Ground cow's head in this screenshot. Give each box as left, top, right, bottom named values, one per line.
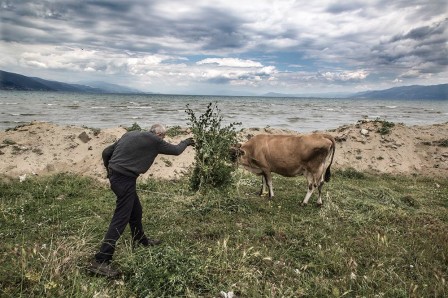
left=229, top=143, right=245, bottom=163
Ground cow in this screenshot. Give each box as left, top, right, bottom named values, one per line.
left=231, top=133, right=335, bottom=206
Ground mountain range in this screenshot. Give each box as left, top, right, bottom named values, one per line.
left=264, top=84, right=448, bottom=99
left=1, top=69, right=447, bottom=99
left=0, top=70, right=143, bottom=94
left=350, top=84, right=448, bottom=100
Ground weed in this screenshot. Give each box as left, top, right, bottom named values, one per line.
left=437, top=139, right=448, bottom=147
left=166, top=125, right=185, bottom=137
left=186, top=102, right=241, bottom=191
left=3, top=138, right=16, bottom=145
left=375, top=119, right=395, bottom=135
left=125, top=122, right=142, bottom=131
left=82, top=126, right=101, bottom=136
left=160, top=157, right=173, bottom=167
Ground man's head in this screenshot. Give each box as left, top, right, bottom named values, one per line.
left=149, top=124, right=166, bottom=139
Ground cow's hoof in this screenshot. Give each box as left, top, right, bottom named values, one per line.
left=301, top=202, right=308, bottom=207
left=316, top=203, right=323, bottom=208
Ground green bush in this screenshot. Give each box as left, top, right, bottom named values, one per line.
left=166, top=125, right=184, bottom=137
left=375, top=119, right=395, bottom=135
left=125, top=122, right=142, bottom=131
left=186, top=103, right=240, bottom=191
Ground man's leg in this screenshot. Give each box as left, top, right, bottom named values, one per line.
left=95, top=172, right=137, bottom=263
left=129, top=195, right=161, bottom=247
left=129, top=194, right=147, bottom=245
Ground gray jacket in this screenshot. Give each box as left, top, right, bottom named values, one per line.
left=102, top=130, right=192, bottom=177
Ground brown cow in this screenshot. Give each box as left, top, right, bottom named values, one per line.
left=232, top=133, right=335, bottom=205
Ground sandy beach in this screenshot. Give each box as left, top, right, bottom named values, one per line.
left=1, top=120, right=447, bottom=182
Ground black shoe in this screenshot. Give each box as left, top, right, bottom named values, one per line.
left=133, top=237, right=162, bottom=248
left=88, top=260, right=120, bottom=278
left=147, top=238, right=162, bottom=246
left=139, top=238, right=162, bottom=247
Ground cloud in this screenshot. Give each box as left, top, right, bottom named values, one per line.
left=196, top=59, right=277, bottom=85
left=372, top=18, right=448, bottom=79
left=318, top=70, right=369, bottom=82
left=197, top=58, right=263, bottom=68
left=0, top=0, right=447, bottom=94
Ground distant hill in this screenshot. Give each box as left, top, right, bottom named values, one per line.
left=78, top=81, right=145, bottom=94
left=351, top=84, right=448, bottom=100
left=0, top=70, right=143, bottom=94
left=264, top=84, right=447, bottom=99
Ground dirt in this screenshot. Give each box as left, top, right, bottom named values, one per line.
left=1, top=120, right=447, bottom=183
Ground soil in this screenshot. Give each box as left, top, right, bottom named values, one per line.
left=1, top=121, right=447, bottom=183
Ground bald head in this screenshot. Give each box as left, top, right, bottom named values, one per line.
left=149, top=124, right=166, bottom=139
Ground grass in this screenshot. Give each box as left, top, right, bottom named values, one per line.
left=1, top=171, right=447, bottom=297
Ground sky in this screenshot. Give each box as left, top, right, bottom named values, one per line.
left=1, top=0, right=447, bottom=96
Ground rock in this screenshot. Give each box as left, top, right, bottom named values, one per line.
left=360, top=129, right=369, bottom=136
left=19, top=174, right=27, bottom=182
left=78, top=131, right=91, bottom=143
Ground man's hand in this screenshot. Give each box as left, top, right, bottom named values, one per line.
left=183, top=137, right=195, bottom=146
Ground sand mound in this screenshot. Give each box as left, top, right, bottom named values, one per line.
left=1, top=121, right=447, bottom=182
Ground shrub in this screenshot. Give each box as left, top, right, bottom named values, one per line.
left=375, top=119, right=395, bottom=135
left=166, top=125, right=184, bottom=137
left=437, top=139, right=448, bottom=147
left=125, top=122, right=142, bottom=131
left=186, top=103, right=240, bottom=191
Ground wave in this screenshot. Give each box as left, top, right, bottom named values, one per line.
left=125, top=106, right=153, bottom=109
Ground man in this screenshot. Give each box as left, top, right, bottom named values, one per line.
left=89, top=124, right=194, bottom=277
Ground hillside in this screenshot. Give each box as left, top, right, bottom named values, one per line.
left=0, top=70, right=142, bottom=93
left=351, top=84, right=448, bottom=100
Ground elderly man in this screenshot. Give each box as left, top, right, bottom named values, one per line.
left=89, top=124, right=194, bottom=277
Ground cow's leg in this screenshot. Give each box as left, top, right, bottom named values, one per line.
left=302, top=173, right=315, bottom=205
left=259, top=175, right=267, bottom=196
left=302, top=173, right=316, bottom=206
left=316, top=168, right=326, bottom=206
left=302, top=183, right=315, bottom=205
left=316, top=181, right=324, bottom=206
left=266, top=172, right=274, bottom=199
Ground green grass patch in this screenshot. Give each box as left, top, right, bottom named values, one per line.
left=1, top=172, right=447, bottom=297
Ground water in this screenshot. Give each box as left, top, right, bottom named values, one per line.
left=1, top=91, right=447, bottom=132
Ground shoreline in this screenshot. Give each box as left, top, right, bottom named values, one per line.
left=1, top=120, right=448, bottom=182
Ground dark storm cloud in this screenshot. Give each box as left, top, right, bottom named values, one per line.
left=391, top=19, right=447, bottom=42
left=1, top=0, right=249, bottom=53
left=372, top=18, right=448, bottom=74
left=187, top=8, right=247, bottom=50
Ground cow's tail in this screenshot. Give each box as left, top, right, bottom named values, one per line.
left=324, top=135, right=336, bottom=182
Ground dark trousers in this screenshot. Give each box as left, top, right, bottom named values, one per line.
left=95, top=170, right=148, bottom=263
